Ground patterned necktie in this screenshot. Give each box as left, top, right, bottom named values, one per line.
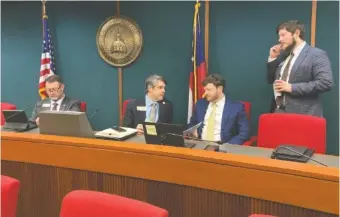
left=276, top=53, right=294, bottom=107
left=52, top=102, right=58, bottom=111
left=206, top=103, right=217, bottom=141
left=148, top=103, right=157, bottom=122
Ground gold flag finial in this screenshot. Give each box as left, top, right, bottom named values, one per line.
left=42, top=0, right=47, bottom=17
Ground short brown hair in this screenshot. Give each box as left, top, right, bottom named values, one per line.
left=202, top=73, right=225, bottom=90
left=45, top=74, right=64, bottom=84
left=276, top=20, right=305, bottom=40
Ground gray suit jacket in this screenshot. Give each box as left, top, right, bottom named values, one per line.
left=31, top=96, right=81, bottom=121
left=267, top=43, right=333, bottom=117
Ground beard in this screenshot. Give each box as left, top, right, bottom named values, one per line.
left=284, top=37, right=297, bottom=53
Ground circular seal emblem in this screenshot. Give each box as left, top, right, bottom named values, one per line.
left=96, top=16, right=143, bottom=67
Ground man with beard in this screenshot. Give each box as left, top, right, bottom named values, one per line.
left=31, top=75, right=81, bottom=126
left=267, top=20, right=333, bottom=116
left=187, top=74, right=249, bottom=145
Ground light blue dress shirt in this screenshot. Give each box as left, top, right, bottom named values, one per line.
left=145, top=95, right=159, bottom=122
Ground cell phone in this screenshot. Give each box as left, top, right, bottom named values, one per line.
left=112, top=126, right=126, bottom=132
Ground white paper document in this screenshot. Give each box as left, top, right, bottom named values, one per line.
left=95, top=127, right=137, bottom=139
left=183, top=122, right=202, bottom=136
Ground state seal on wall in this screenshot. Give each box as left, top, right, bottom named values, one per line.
left=96, top=16, right=143, bottom=67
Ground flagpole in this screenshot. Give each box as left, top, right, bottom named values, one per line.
left=311, top=0, right=317, bottom=47
left=204, top=0, right=209, bottom=73
left=42, top=0, right=47, bottom=38
left=116, top=0, right=123, bottom=126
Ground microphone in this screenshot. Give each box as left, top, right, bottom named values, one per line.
left=275, top=146, right=328, bottom=167
left=87, top=109, right=99, bottom=119
left=161, top=132, right=223, bottom=145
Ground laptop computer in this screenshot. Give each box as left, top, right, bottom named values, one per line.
left=39, top=111, right=138, bottom=140
left=142, top=122, right=196, bottom=148
left=39, top=110, right=96, bottom=138
left=2, top=110, right=37, bottom=132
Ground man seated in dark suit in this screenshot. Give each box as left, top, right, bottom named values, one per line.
left=122, top=74, right=173, bottom=134
left=188, top=74, right=249, bottom=145
left=31, top=75, right=81, bottom=126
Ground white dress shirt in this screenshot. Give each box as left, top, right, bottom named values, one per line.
left=202, top=95, right=225, bottom=142
left=269, top=42, right=306, bottom=101
left=50, top=95, right=65, bottom=111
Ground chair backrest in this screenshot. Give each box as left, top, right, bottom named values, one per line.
left=59, top=190, right=168, bottom=217
left=1, top=103, right=17, bottom=126
left=122, top=99, right=134, bottom=118
left=1, top=175, right=20, bottom=217
left=240, top=101, right=251, bottom=120
left=257, top=113, right=326, bottom=154
left=80, top=102, right=87, bottom=112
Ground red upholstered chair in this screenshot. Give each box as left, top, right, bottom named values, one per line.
left=1, top=102, right=17, bottom=126
left=249, top=215, right=278, bottom=217
left=1, top=175, right=20, bottom=217
left=239, top=101, right=256, bottom=146
left=122, top=99, right=134, bottom=118
left=240, top=101, right=251, bottom=120
left=80, top=102, right=87, bottom=112
left=59, top=190, right=169, bottom=217
left=253, top=113, right=326, bottom=154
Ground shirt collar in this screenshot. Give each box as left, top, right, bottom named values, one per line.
left=52, top=95, right=65, bottom=105
left=211, top=95, right=225, bottom=107
left=145, top=95, right=157, bottom=107
left=292, top=41, right=306, bottom=57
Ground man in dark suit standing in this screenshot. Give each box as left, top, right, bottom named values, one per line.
left=122, top=74, right=173, bottom=134
left=31, top=75, right=81, bottom=125
left=267, top=20, right=333, bottom=116
left=188, top=74, right=249, bottom=145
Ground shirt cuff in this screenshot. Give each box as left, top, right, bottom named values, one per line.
left=268, top=56, right=277, bottom=62
left=291, top=83, right=298, bottom=94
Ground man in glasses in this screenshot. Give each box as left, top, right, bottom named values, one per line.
left=31, top=75, right=81, bottom=125
left=122, top=74, right=173, bottom=134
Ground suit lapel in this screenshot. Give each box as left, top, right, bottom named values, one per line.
left=221, top=99, right=230, bottom=130
left=289, top=44, right=309, bottom=81
left=40, top=99, right=51, bottom=112
left=136, top=99, right=146, bottom=121
left=158, top=101, right=165, bottom=122
left=59, top=96, right=69, bottom=111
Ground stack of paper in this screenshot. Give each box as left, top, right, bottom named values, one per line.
left=95, top=127, right=137, bottom=139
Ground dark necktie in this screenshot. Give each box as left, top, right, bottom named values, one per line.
left=52, top=102, right=58, bottom=111
left=276, top=53, right=294, bottom=106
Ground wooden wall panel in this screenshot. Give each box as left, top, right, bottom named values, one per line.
left=2, top=161, right=336, bottom=217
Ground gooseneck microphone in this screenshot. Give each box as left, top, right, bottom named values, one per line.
left=87, top=109, right=100, bottom=119
left=3, top=104, right=36, bottom=121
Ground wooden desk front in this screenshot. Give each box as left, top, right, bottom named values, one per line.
left=1, top=131, right=339, bottom=217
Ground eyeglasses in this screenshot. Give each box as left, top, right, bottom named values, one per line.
left=46, top=85, right=61, bottom=93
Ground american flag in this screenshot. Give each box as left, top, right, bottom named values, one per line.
left=187, top=2, right=207, bottom=123
left=39, top=14, right=56, bottom=99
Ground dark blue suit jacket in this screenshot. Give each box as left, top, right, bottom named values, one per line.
left=188, top=98, right=250, bottom=145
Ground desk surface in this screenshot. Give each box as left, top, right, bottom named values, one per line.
left=1, top=130, right=339, bottom=216
left=19, top=127, right=340, bottom=168
left=127, top=134, right=339, bottom=168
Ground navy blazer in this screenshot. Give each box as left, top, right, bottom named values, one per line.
left=188, top=98, right=250, bottom=145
